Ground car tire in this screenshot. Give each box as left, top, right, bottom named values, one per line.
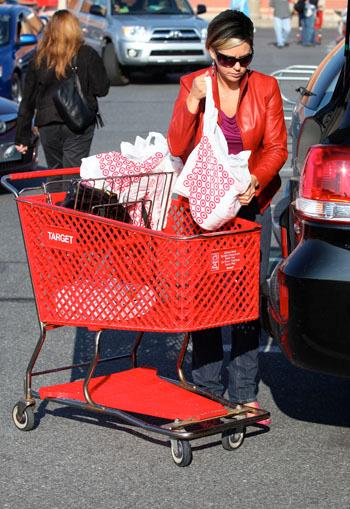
left=103, top=43, right=129, bottom=86
left=11, top=72, right=23, bottom=103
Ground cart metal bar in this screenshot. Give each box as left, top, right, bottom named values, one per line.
left=177, top=333, right=190, bottom=384
left=31, top=390, right=269, bottom=441
left=83, top=330, right=102, bottom=406
left=24, top=322, right=47, bottom=402
left=1, top=168, right=80, bottom=196
left=31, top=353, right=131, bottom=377
left=271, top=65, right=317, bottom=121
left=131, top=332, right=144, bottom=368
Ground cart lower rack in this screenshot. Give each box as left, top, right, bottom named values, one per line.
left=3, top=168, right=269, bottom=467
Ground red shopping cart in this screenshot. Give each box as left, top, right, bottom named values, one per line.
left=2, top=168, right=269, bottom=467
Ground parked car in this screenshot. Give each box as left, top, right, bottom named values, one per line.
left=267, top=40, right=350, bottom=378
left=0, top=4, right=44, bottom=102
left=290, top=39, right=345, bottom=173
left=0, top=96, right=38, bottom=176
left=69, top=0, right=211, bottom=85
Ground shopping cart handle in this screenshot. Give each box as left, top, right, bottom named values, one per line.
left=1, top=168, right=80, bottom=196
left=7, top=167, right=80, bottom=181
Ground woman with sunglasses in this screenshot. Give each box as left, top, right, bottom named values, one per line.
left=167, top=9, right=288, bottom=424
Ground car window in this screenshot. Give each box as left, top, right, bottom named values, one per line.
left=317, top=72, right=341, bottom=111
left=18, top=11, right=44, bottom=37
left=111, top=0, right=193, bottom=15
left=301, top=40, right=345, bottom=111
left=81, top=0, right=94, bottom=13
left=0, top=14, right=10, bottom=46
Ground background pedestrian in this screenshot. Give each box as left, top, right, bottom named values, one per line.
left=270, top=0, right=292, bottom=48
left=294, top=0, right=319, bottom=46
left=230, top=0, right=249, bottom=17
left=15, top=10, right=110, bottom=179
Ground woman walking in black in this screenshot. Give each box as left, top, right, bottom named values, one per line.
left=15, top=10, right=110, bottom=170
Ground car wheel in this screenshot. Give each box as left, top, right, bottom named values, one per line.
left=11, top=72, right=23, bottom=103
left=103, top=43, right=129, bottom=86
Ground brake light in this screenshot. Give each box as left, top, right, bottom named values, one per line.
left=296, top=145, right=350, bottom=222
left=278, top=267, right=289, bottom=322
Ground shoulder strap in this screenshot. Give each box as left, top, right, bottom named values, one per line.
left=71, top=54, right=78, bottom=70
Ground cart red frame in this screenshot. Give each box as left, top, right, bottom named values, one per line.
left=3, top=168, right=269, bottom=467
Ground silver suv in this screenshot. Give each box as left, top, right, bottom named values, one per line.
left=71, top=0, right=211, bottom=85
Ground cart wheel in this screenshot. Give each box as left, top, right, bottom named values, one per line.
left=12, top=404, right=35, bottom=431
left=170, top=440, right=192, bottom=467
left=221, top=428, right=245, bottom=451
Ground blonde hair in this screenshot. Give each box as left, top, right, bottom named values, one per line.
left=35, top=10, right=84, bottom=79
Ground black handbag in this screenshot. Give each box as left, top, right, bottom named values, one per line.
left=53, top=55, right=101, bottom=133
left=57, top=181, right=132, bottom=222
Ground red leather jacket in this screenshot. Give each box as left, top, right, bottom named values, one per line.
left=167, top=67, right=288, bottom=212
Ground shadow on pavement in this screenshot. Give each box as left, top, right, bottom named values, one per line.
left=260, top=353, right=350, bottom=426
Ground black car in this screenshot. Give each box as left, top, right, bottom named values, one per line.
left=0, top=96, right=37, bottom=176
left=268, top=37, right=350, bottom=378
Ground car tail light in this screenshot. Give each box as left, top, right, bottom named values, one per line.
left=278, top=267, right=289, bottom=322
left=296, top=145, right=350, bottom=222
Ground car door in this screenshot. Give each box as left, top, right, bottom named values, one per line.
left=82, top=0, right=108, bottom=55
left=77, top=0, right=95, bottom=49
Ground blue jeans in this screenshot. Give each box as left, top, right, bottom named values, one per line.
left=301, top=14, right=315, bottom=45
left=273, top=16, right=291, bottom=47
left=191, top=201, right=272, bottom=404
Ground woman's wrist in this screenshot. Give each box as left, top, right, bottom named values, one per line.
left=251, top=174, right=259, bottom=189
left=186, top=94, right=200, bottom=114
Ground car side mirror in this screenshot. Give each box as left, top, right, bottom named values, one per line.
left=196, top=4, right=206, bottom=15
left=18, top=34, right=38, bottom=46
left=89, top=4, right=106, bottom=16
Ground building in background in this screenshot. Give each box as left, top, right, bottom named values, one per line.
left=190, top=0, right=347, bottom=24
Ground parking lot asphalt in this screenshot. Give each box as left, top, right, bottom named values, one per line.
left=1, top=28, right=350, bottom=509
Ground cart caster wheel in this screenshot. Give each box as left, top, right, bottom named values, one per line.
left=221, top=428, right=245, bottom=451
left=170, top=440, right=192, bottom=467
left=12, top=404, right=35, bottom=431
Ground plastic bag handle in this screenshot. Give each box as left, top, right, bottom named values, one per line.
left=203, top=76, right=218, bottom=136
left=144, top=132, right=167, bottom=147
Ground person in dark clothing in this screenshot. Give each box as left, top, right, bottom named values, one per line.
left=15, top=10, right=110, bottom=172
left=294, top=0, right=318, bottom=46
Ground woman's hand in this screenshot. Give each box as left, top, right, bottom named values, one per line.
left=186, top=72, right=209, bottom=114
left=238, top=174, right=259, bottom=206
left=15, top=144, right=28, bottom=154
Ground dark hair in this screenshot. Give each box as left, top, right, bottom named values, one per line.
left=206, top=9, right=254, bottom=51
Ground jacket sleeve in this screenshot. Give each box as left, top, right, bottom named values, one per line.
left=251, top=78, right=288, bottom=194
left=167, top=76, right=200, bottom=161
left=15, top=58, right=38, bottom=146
left=87, top=47, right=110, bottom=97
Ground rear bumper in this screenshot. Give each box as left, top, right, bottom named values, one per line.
left=269, top=233, right=350, bottom=377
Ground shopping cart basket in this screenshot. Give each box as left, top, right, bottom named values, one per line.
left=2, top=168, right=269, bottom=467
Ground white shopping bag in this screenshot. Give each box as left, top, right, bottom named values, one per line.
left=80, top=132, right=183, bottom=229
left=173, top=76, right=252, bottom=231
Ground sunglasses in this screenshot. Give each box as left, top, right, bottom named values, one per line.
left=215, top=50, right=253, bottom=68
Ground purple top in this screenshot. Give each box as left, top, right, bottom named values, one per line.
left=220, top=110, right=243, bottom=155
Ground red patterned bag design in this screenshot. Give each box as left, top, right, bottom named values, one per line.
left=80, top=133, right=183, bottom=229
left=173, top=76, right=251, bottom=231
